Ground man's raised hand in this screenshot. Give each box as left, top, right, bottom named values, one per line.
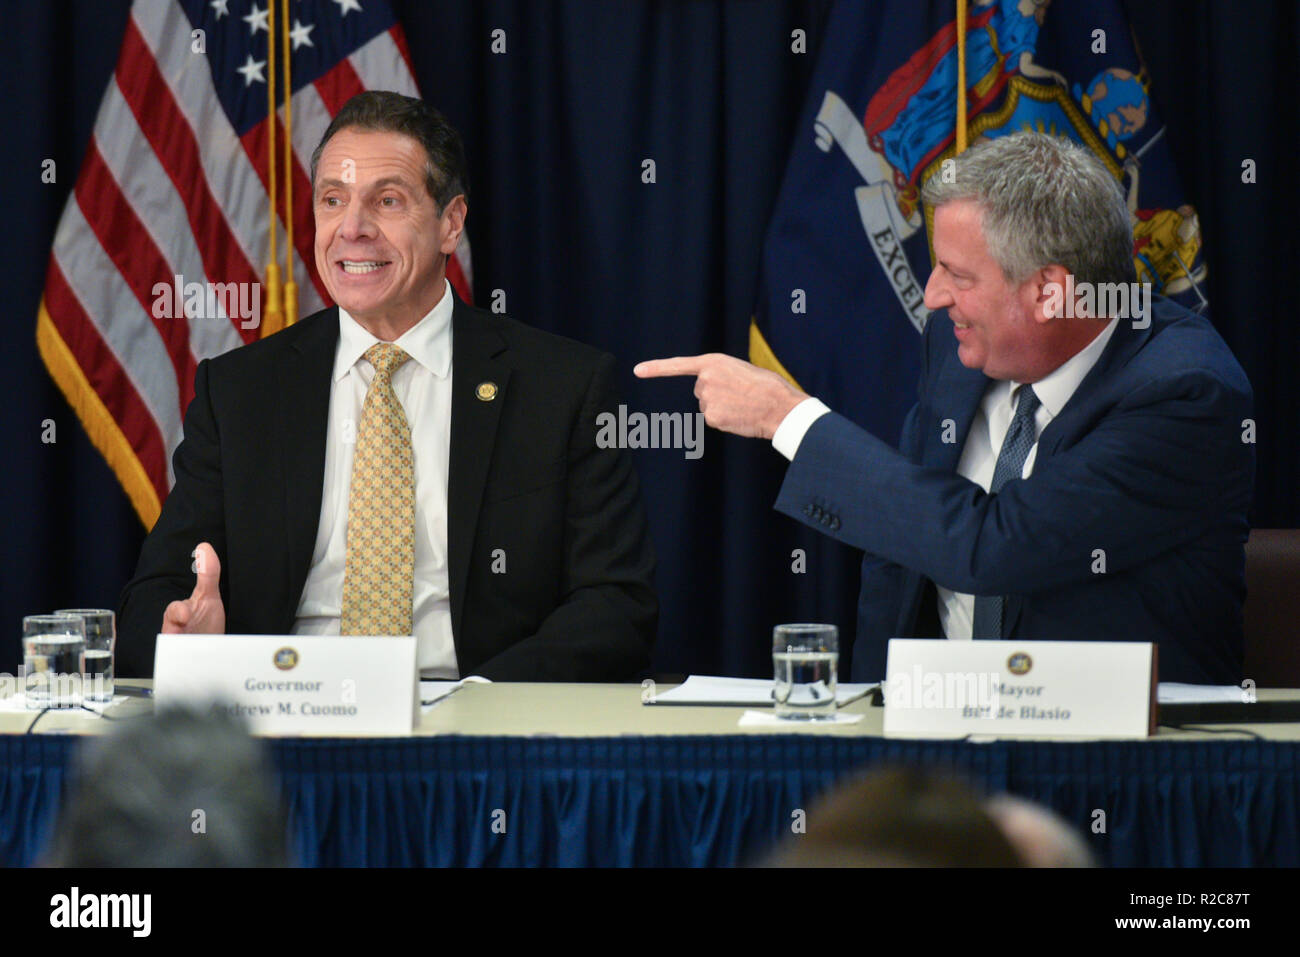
left=161, top=541, right=226, bottom=634
left=633, top=353, right=807, bottom=440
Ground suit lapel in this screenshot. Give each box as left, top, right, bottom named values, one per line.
left=898, top=338, right=990, bottom=636
left=1035, top=316, right=1152, bottom=460
left=447, top=297, right=511, bottom=642
left=1001, top=316, right=1153, bottom=638
left=276, top=308, right=338, bottom=626
left=927, top=359, right=990, bottom=472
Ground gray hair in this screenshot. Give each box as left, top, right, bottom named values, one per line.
left=44, top=705, right=288, bottom=867
left=921, top=131, right=1135, bottom=288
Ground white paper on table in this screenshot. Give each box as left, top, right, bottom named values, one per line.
left=645, top=675, right=877, bottom=707
left=0, top=692, right=128, bottom=715
left=420, top=675, right=491, bottom=712
left=738, top=709, right=864, bottom=727
left=1157, top=683, right=1248, bottom=705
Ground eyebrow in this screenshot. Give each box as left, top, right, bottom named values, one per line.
left=315, top=175, right=415, bottom=193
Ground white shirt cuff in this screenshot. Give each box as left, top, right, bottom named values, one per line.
left=772, top=397, right=831, bottom=461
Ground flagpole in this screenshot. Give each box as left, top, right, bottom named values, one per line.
left=956, top=0, right=968, bottom=154
left=263, top=0, right=283, bottom=337
left=282, top=0, right=298, bottom=326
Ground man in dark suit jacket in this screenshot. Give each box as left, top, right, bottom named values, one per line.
left=638, top=132, right=1252, bottom=685
left=118, top=92, right=656, bottom=681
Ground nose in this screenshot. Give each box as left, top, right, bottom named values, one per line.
left=923, top=267, right=952, bottom=311
left=337, top=197, right=377, bottom=244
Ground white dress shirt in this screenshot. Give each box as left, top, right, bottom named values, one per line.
left=772, top=317, right=1119, bottom=640
left=291, top=279, right=458, bottom=677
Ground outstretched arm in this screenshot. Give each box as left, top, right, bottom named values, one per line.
left=774, top=370, right=1252, bottom=595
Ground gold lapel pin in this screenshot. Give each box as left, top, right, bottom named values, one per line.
left=475, top=381, right=498, bottom=402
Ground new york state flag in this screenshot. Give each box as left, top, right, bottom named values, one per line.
left=751, top=0, right=1206, bottom=442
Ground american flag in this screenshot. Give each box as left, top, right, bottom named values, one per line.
left=35, top=0, right=472, bottom=527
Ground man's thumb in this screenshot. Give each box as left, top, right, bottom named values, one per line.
left=191, top=542, right=222, bottom=598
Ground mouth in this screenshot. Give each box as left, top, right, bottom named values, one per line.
left=336, top=259, right=392, bottom=276
left=953, top=320, right=973, bottom=338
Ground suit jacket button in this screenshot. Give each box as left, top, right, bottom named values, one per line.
left=830, top=517, right=841, bottom=530
left=803, top=504, right=815, bottom=517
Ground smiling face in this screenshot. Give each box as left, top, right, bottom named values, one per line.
left=922, top=200, right=1050, bottom=381
left=313, top=127, right=466, bottom=337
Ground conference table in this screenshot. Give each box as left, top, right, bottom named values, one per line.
left=3, top=682, right=1299, bottom=867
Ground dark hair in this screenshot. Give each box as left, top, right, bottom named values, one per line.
left=44, top=705, right=288, bottom=867
left=310, top=90, right=469, bottom=210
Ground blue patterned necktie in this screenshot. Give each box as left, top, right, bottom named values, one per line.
left=971, top=385, right=1041, bottom=639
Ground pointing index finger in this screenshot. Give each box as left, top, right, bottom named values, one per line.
left=633, top=356, right=707, bottom=378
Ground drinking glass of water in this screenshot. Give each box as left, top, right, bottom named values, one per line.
left=773, top=623, right=839, bottom=720
left=55, top=608, right=116, bottom=704
left=23, top=614, right=86, bottom=710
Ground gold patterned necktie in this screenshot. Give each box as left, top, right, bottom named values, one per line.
left=340, top=342, right=415, bottom=636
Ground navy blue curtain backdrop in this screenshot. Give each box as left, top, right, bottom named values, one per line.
left=3, top=0, right=1297, bottom=678
left=6, top=734, right=1299, bottom=866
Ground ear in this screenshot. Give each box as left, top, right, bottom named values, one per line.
left=1030, top=264, right=1072, bottom=324
left=438, top=195, right=468, bottom=255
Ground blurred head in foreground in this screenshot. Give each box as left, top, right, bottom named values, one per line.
left=764, top=765, right=1093, bottom=867
left=45, top=705, right=287, bottom=867
left=983, top=793, right=1096, bottom=868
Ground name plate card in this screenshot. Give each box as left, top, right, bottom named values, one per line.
left=882, top=639, right=1156, bottom=739
left=154, top=634, right=418, bottom=736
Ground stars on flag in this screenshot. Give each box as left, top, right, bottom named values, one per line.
left=243, top=3, right=269, bottom=35
left=290, top=19, right=315, bottom=50
left=236, top=53, right=267, bottom=86
left=223, top=5, right=318, bottom=84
